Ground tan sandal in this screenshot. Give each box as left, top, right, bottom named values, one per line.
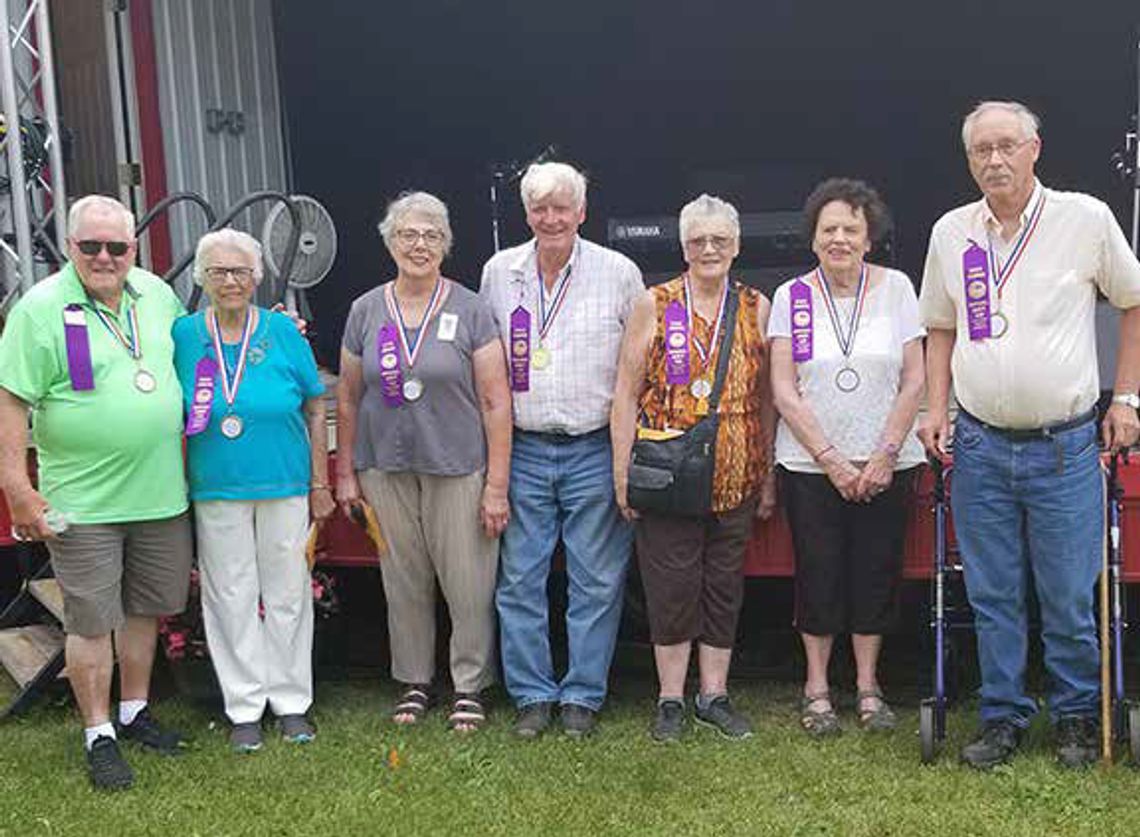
left=856, top=688, right=897, bottom=732
left=800, top=691, right=842, bottom=737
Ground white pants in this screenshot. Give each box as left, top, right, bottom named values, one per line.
left=195, top=496, right=313, bottom=724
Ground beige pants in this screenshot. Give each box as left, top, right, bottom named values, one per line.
left=359, top=469, right=498, bottom=694
left=195, top=496, right=313, bottom=724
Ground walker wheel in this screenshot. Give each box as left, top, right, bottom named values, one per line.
left=1129, top=704, right=1140, bottom=767
left=920, top=699, right=937, bottom=764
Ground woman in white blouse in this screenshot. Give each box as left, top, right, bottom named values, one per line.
left=768, top=178, right=925, bottom=737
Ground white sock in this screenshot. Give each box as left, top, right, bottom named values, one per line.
left=119, top=699, right=148, bottom=726
left=84, top=722, right=116, bottom=750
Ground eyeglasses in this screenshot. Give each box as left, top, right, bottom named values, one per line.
left=684, top=235, right=735, bottom=252
left=76, top=239, right=131, bottom=257
left=204, top=266, right=256, bottom=283
left=967, top=138, right=1033, bottom=162
left=394, top=228, right=445, bottom=247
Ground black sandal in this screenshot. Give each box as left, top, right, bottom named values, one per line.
left=448, top=694, right=486, bottom=733
left=392, top=685, right=431, bottom=725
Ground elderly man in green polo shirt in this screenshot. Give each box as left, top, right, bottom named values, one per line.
left=0, top=195, right=191, bottom=790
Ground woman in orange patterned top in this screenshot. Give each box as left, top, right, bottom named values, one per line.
left=612, top=194, right=776, bottom=742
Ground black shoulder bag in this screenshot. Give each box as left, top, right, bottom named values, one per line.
left=626, top=284, right=739, bottom=517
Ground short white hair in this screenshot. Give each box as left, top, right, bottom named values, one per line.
left=67, top=195, right=135, bottom=239
left=192, top=228, right=264, bottom=286
left=520, top=162, right=587, bottom=211
left=378, top=191, right=453, bottom=257
left=678, top=193, right=740, bottom=243
left=961, top=100, right=1041, bottom=149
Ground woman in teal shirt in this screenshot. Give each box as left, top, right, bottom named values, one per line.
left=172, top=228, right=333, bottom=753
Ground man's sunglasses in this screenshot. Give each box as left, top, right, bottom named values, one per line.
left=76, top=239, right=131, bottom=257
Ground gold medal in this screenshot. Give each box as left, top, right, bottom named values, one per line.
left=532, top=345, right=551, bottom=369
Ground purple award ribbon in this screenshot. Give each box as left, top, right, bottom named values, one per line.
left=663, top=300, right=689, bottom=385
left=62, top=305, right=95, bottom=391
left=509, top=306, right=531, bottom=392
left=185, top=356, right=218, bottom=436
left=789, top=279, right=813, bottom=362
left=377, top=322, right=404, bottom=407
left=963, top=242, right=992, bottom=342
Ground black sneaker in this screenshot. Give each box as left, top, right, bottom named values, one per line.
left=1055, top=716, right=1099, bottom=769
left=86, top=736, right=134, bottom=791
left=116, top=707, right=187, bottom=755
left=960, top=719, right=1022, bottom=769
left=651, top=699, right=685, bottom=743
left=513, top=702, right=553, bottom=739
left=561, top=704, right=597, bottom=739
left=694, top=695, right=753, bottom=739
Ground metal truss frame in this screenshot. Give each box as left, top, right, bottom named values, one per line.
left=0, top=0, right=66, bottom=314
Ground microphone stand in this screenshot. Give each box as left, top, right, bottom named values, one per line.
left=488, top=145, right=558, bottom=253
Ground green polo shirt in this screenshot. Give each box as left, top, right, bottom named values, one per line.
left=0, top=263, right=188, bottom=524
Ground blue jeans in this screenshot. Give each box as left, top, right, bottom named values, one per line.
left=951, top=411, right=1103, bottom=726
left=496, top=429, right=632, bottom=711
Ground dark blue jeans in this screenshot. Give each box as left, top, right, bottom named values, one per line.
left=951, top=411, right=1102, bottom=726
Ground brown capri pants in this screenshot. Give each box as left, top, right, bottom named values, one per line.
left=780, top=466, right=916, bottom=636
left=634, top=497, right=758, bottom=648
left=46, top=511, right=194, bottom=637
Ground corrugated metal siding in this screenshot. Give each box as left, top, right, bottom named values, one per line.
left=150, top=0, right=287, bottom=302
left=51, top=0, right=119, bottom=198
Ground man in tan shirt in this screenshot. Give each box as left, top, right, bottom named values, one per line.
left=919, top=100, right=1140, bottom=769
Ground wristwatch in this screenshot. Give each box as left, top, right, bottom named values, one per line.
left=1112, top=393, right=1140, bottom=410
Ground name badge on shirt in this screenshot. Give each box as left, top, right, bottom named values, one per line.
left=437, top=312, right=458, bottom=342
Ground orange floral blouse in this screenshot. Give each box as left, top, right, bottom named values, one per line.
left=638, top=276, right=769, bottom=513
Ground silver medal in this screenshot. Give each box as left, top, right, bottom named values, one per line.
left=402, top=378, right=424, bottom=402
left=134, top=368, right=157, bottom=393
left=220, top=414, right=244, bottom=439
left=990, top=311, right=1009, bottom=339
left=689, top=378, right=713, bottom=399
left=835, top=366, right=861, bottom=393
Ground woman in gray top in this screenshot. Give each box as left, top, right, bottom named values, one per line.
left=336, top=192, right=511, bottom=733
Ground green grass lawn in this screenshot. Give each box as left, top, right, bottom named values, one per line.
left=1, top=673, right=1138, bottom=837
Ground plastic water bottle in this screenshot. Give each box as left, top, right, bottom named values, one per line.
left=43, top=507, right=70, bottom=535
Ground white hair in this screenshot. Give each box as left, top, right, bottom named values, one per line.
left=378, top=191, right=453, bottom=256
left=67, top=195, right=135, bottom=239
left=519, top=162, right=587, bottom=211
left=678, top=193, right=740, bottom=243
left=961, top=100, right=1041, bottom=149
left=192, top=228, right=264, bottom=286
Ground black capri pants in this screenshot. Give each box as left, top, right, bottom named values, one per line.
left=780, top=465, right=917, bottom=636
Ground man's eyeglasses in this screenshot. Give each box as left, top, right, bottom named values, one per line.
left=76, top=239, right=131, bottom=257
left=204, top=266, right=256, bottom=283
left=967, top=138, right=1033, bottom=162
left=395, top=228, right=445, bottom=247
left=684, top=235, right=735, bottom=252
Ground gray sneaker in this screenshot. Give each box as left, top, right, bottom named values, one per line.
left=651, top=699, right=685, bottom=742
left=230, top=722, right=263, bottom=753
left=279, top=714, right=316, bottom=744
left=694, top=695, right=753, bottom=739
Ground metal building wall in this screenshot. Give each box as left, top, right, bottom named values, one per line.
left=150, top=0, right=288, bottom=300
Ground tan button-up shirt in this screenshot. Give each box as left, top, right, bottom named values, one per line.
left=919, top=181, right=1140, bottom=429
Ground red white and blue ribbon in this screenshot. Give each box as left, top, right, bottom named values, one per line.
left=209, top=306, right=254, bottom=408
left=986, top=190, right=1046, bottom=298
left=386, top=279, right=448, bottom=370
left=682, top=274, right=729, bottom=373
left=812, top=264, right=868, bottom=361
left=91, top=304, right=142, bottom=361
left=537, top=260, right=574, bottom=343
